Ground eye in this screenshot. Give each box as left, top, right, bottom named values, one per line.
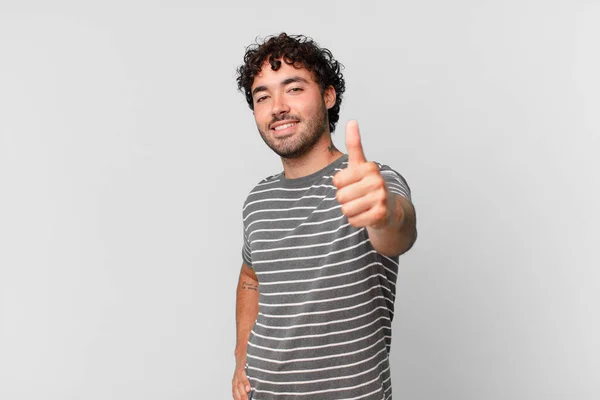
left=288, top=87, right=303, bottom=93
left=255, top=95, right=269, bottom=103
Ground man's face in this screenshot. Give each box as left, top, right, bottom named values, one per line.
left=250, top=60, right=336, bottom=159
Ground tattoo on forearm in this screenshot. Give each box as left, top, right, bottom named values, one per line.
left=242, top=281, right=258, bottom=291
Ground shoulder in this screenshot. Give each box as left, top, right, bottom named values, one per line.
left=242, top=172, right=284, bottom=206
left=372, top=160, right=412, bottom=200
left=372, top=161, right=407, bottom=180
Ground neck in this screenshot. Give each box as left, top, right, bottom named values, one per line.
left=281, top=132, right=343, bottom=179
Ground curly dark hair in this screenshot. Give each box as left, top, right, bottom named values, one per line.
left=236, top=33, right=345, bottom=133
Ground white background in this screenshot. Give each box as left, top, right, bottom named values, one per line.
left=1, top=1, right=598, bottom=399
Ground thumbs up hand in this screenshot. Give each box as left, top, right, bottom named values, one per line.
left=333, top=120, right=396, bottom=229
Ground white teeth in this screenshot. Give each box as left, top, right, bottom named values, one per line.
left=273, top=122, right=297, bottom=131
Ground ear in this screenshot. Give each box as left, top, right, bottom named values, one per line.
left=323, top=85, right=336, bottom=110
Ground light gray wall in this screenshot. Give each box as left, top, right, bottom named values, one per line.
left=1, top=1, right=598, bottom=399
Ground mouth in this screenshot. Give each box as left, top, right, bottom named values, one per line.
left=270, top=120, right=299, bottom=136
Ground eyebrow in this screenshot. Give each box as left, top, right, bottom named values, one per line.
left=251, top=76, right=310, bottom=96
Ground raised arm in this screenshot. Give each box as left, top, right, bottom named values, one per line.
left=232, top=263, right=259, bottom=400
left=333, top=120, right=418, bottom=256
left=366, top=193, right=417, bottom=256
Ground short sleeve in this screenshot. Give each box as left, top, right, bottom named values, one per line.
left=242, top=231, right=253, bottom=267
left=378, top=164, right=412, bottom=201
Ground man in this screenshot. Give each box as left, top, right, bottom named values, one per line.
left=232, top=33, right=417, bottom=400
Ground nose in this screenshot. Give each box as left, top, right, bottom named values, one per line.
left=271, top=93, right=290, bottom=116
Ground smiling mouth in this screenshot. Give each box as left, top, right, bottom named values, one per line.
left=272, top=122, right=298, bottom=131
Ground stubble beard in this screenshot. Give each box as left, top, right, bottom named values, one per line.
left=257, top=101, right=329, bottom=159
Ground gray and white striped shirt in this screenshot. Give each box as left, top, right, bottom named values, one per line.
left=241, top=154, right=411, bottom=400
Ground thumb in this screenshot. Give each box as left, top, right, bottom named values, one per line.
left=346, top=120, right=367, bottom=166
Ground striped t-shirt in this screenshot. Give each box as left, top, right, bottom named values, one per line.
left=241, top=154, right=411, bottom=400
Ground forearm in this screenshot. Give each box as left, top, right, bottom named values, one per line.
left=234, top=265, right=259, bottom=365
left=367, top=194, right=417, bottom=257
